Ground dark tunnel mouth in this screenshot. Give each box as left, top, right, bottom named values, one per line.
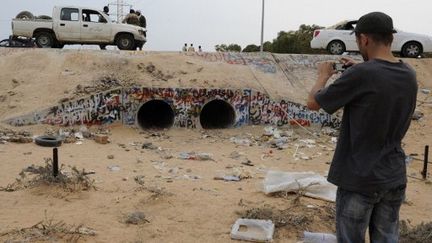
left=200, top=99, right=236, bottom=129
left=137, top=100, right=175, bottom=130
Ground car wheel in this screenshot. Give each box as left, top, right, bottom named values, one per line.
left=35, top=135, right=62, bottom=147
left=116, top=34, right=135, bottom=50
left=35, top=32, right=54, bottom=48
left=402, top=42, right=422, bottom=58
left=327, top=40, right=346, bottom=55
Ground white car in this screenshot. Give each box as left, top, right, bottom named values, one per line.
left=310, top=20, right=432, bottom=57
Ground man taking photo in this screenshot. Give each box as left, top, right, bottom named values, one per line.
left=307, top=12, right=418, bottom=242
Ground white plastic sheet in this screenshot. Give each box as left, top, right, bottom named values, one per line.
left=303, top=231, right=337, bottom=243
left=261, top=171, right=336, bottom=202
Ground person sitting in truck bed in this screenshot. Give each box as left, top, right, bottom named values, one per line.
left=122, top=9, right=140, bottom=26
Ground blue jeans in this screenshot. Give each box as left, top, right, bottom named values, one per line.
left=336, top=185, right=406, bottom=243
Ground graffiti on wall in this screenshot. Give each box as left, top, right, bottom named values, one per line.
left=6, top=89, right=122, bottom=127
left=184, top=52, right=277, bottom=74
left=122, top=87, right=251, bottom=128
left=250, top=91, right=340, bottom=128
left=6, top=88, right=340, bottom=129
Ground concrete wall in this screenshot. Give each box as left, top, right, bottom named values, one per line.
left=5, top=86, right=340, bottom=129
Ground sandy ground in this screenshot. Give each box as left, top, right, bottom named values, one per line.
left=0, top=49, right=431, bottom=242
left=0, top=116, right=431, bottom=242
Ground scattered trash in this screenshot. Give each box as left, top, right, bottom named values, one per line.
left=94, top=134, right=109, bottom=144
left=320, top=127, right=338, bottom=136
left=178, top=152, right=213, bottom=161
left=261, top=171, right=337, bottom=202
left=300, top=139, right=316, bottom=148
left=134, top=175, right=145, bottom=185
left=214, top=175, right=241, bottom=182
left=264, top=126, right=281, bottom=138
left=107, top=155, right=114, bottom=160
left=412, top=110, right=424, bottom=120
left=330, top=137, right=338, bottom=144
left=124, top=211, right=149, bottom=225
left=107, top=165, right=120, bottom=172
left=142, top=142, right=158, bottom=150
left=261, top=150, right=273, bottom=160
left=268, top=137, right=289, bottom=149
left=80, top=126, right=92, bottom=138
left=303, top=231, right=337, bottom=243
left=229, top=151, right=243, bottom=159
left=74, top=132, right=84, bottom=140
left=183, top=174, right=202, bottom=180
left=230, top=137, right=252, bottom=146
left=420, top=88, right=431, bottom=94
left=230, top=218, right=274, bottom=242
left=241, top=158, right=254, bottom=167
left=405, top=155, right=413, bottom=165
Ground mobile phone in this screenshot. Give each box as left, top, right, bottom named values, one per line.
left=333, top=63, right=346, bottom=72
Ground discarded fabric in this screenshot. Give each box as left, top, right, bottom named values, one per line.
left=261, top=171, right=336, bottom=202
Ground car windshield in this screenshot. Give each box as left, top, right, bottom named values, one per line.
left=326, top=20, right=357, bottom=30
left=326, top=20, right=348, bottom=30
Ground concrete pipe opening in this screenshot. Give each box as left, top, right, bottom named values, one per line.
left=137, top=100, right=175, bottom=129
left=200, top=99, right=236, bottom=129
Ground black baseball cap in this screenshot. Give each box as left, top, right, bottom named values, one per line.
left=352, top=12, right=397, bottom=34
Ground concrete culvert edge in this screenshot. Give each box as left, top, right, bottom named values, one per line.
left=137, top=100, right=175, bottom=130
left=200, top=99, right=236, bottom=129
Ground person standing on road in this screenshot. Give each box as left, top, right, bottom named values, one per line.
left=307, top=12, right=418, bottom=242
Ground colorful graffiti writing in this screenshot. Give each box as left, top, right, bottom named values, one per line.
left=184, top=52, right=277, bottom=74
left=122, top=87, right=251, bottom=128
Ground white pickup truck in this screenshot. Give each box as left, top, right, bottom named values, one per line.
left=11, top=6, right=147, bottom=50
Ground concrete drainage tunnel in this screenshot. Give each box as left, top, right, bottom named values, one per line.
left=136, top=99, right=236, bottom=130
left=200, top=99, right=236, bottom=129
left=137, top=100, right=175, bottom=129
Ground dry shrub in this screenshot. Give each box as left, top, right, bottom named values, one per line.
left=236, top=202, right=335, bottom=240
left=400, top=220, right=432, bottom=243
left=0, top=158, right=96, bottom=192
left=0, top=211, right=96, bottom=242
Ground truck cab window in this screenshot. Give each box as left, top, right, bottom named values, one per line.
left=82, top=9, right=106, bottom=23
left=60, top=8, right=79, bottom=21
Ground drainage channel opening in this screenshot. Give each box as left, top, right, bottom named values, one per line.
left=200, top=99, right=236, bottom=129
left=137, top=100, right=175, bottom=129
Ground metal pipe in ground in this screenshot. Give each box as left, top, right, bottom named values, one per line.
left=53, top=148, right=59, bottom=177
left=422, top=145, right=429, bottom=180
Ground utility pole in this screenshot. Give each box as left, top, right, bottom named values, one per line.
left=260, top=0, right=265, bottom=52
left=109, top=0, right=132, bottom=23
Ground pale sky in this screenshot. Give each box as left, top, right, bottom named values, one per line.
left=1, top=0, right=431, bottom=51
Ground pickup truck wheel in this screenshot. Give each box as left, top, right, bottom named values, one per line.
left=116, top=34, right=135, bottom=50
left=35, top=32, right=54, bottom=48
left=402, top=42, right=422, bottom=58
left=327, top=40, right=345, bottom=55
